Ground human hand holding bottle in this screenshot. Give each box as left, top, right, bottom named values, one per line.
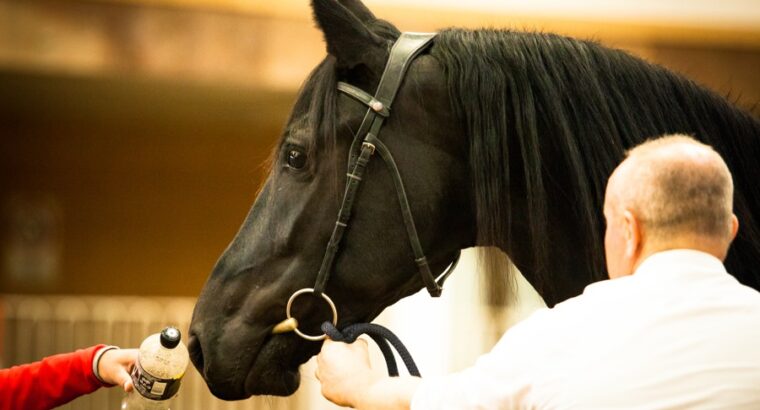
left=122, top=327, right=189, bottom=410
left=97, top=348, right=139, bottom=392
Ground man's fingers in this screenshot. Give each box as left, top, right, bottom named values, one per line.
left=322, top=337, right=367, bottom=349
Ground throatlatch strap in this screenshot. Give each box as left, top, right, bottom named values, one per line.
left=364, top=134, right=442, bottom=296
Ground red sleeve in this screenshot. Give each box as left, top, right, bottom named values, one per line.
left=0, top=345, right=109, bottom=410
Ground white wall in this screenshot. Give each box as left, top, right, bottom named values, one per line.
left=300, top=247, right=547, bottom=409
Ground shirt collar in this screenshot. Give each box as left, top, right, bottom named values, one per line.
left=633, top=249, right=727, bottom=280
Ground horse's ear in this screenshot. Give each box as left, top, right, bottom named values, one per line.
left=336, top=0, right=377, bottom=23
left=311, top=0, right=387, bottom=70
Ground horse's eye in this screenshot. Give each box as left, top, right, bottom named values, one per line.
left=286, top=149, right=307, bottom=170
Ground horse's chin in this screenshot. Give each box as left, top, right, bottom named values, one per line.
left=245, top=361, right=301, bottom=396
left=242, top=334, right=321, bottom=397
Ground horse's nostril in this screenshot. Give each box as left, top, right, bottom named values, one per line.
left=188, top=332, right=205, bottom=374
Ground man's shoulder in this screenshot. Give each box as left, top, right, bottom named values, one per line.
left=510, top=281, right=626, bottom=330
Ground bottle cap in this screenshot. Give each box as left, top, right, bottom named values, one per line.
left=160, top=327, right=181, bottom=349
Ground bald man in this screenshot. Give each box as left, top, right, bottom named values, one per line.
left=316, top=134, right=760, bottom=409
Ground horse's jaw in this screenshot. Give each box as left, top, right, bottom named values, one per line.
left=188, top=321, right=320, bottom=399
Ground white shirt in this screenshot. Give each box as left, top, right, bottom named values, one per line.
left=412, top=250, right=760, bottom=409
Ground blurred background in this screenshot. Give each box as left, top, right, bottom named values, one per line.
left=1, top=0, right=758, bottom=408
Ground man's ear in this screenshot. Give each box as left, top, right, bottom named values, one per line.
left=311, top=0, right=388, bottom=70
left=730, top=214, right=739, bottom=242
left=623, top=210, right=642, bottom=261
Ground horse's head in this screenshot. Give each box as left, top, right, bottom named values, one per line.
left=189, top=0, right=472, bottom=399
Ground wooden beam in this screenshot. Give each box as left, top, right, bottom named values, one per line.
left=1, top=0, right=759, bottom=98
left=90, top=0, right=760, bottom=49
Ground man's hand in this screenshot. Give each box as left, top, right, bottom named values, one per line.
left=316, top=338, right=422, bottom=410
left=316, top=338, right=379, bottom=407
left=98, top=348, right=138, bottom=392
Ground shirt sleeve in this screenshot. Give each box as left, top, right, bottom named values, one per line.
left=411, top=353, right=534, bottom=409
left=0, top=344, right=109, bottom=410
left=411, top=309, right=555, bottom=409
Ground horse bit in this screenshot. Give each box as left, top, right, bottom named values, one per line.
left=272, top=32, right=461, bottom=342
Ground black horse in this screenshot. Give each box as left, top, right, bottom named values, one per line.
left=189, top=0, right=760, bottom=400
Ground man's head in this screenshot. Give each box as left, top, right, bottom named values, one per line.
left=603, top=134, right=739, bottom=278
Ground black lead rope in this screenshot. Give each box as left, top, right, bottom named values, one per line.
left=321, top=321, right=421, bottom=377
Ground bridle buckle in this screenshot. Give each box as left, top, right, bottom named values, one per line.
left=361, top=141, right=376, bottom=155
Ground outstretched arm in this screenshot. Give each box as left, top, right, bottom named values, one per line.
left=0, top=345, right=137, bottom=410
left=316, top=339, right=422, bottom=410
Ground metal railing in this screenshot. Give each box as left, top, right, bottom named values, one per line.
left=0, top=295, right=307, bottom=410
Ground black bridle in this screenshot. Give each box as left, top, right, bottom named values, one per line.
left=274, top=32, right=461, bottom=342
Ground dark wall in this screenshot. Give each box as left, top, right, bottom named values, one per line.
left=0, top=71, right=293, bottom=296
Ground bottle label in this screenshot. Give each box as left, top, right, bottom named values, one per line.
left=130, top=360, right=183, bottom=401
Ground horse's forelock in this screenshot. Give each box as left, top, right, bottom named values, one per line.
left=267, top=57, right=339, bottom=169
left=269, top=21, right=397, bottom=189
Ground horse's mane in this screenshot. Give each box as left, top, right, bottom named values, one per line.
left=429, top=28, right=760, bottom=301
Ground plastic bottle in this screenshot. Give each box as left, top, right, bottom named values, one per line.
left=121, top=327, right=189, bottom=410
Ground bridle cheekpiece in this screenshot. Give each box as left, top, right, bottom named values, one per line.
left=273, top=32, right=461, bottom=341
